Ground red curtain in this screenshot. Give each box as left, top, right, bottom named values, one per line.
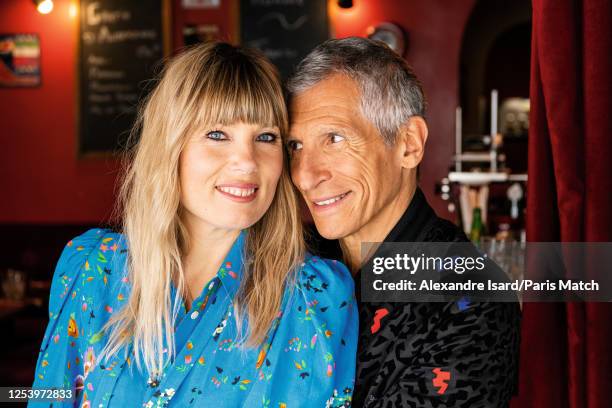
left=512, top=0, right=612, bottom=407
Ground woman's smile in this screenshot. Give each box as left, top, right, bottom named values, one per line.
left=215, top=183, right=259, bottom=202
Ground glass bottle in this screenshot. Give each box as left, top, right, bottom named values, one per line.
left=470, top=207, right=483, bottom=244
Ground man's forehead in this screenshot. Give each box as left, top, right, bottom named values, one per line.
left=290, top=73, right=361, bottom=112
left=289, top=106, right=356, bottom=138
left=289, top=74, right=363, bottom=134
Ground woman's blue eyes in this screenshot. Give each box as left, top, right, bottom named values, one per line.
left=207, top=131, right=227, bottom=140
left=205, top=131, right=277, bottom=143
left=256, top=133, right=277, bottom=143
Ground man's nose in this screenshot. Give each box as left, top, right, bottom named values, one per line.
left=229, top=141, right=258, bottom=175
left=291, top=148, right=331, bottom=192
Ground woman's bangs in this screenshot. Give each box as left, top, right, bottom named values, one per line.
left=195, top=66, right=285, bottom=132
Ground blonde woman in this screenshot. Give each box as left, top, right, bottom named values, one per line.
left=29, top=43, right=357, bottom=407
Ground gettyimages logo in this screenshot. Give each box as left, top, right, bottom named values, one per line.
left=361, top=242, right=612, bottom=303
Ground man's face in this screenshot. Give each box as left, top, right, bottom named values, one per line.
left=288, top=74, right=405, bottom=240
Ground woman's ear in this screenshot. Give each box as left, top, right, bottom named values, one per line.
left=397, top=116, right=428, bottom=169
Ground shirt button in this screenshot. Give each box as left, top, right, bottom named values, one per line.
left=191, top=311, right=199, bottom=319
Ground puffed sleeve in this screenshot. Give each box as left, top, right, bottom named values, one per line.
left=294, top=257, right=359, bottom=407
left=29, top=228, right=107, bottom=407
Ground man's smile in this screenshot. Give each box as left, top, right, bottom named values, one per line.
left=311, top=191, right=352, bottom=209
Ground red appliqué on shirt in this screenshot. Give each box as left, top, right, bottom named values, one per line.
left=432, top=368, right=451, bottom=394
left=370, top=308, right=389, bottom=334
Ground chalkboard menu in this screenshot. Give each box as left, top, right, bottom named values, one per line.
left=78, top=0, right=168, bottom=155
left=240, top=0, right=329, bottom=79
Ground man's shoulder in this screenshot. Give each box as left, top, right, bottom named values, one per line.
left=386, top=188, right=468, bottom=244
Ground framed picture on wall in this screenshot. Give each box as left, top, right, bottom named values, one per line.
left=0, top=33, right=41, bottom=88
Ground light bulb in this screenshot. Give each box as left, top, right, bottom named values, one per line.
left=36, top=0, right=54, bottom=14
left=69, top=3, right=78, bottom=18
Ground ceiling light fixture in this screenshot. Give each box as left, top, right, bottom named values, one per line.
left=34, top=0, right=54, bottom=15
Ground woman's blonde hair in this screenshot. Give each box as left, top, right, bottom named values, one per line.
left=99, top=42, right=305, bottom=379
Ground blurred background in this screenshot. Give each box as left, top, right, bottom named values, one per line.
left=0, top=1, right=610, bottom=407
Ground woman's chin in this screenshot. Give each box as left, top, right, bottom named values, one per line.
left=211, top=213, right=266, bottom=231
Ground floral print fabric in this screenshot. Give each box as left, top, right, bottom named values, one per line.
left=29, top=229, right=358, bottom=407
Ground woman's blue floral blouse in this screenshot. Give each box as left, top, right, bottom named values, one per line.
left=29, top=229, right=358, bottom=407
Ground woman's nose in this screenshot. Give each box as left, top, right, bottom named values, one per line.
left=229, top=141, right=258, bottom=175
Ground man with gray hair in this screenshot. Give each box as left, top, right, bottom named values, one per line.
left=287, top=37, right=520, bottom=407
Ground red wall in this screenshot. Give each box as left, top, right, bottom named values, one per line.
left=0, top=0, right=119, bottom=224
left=0, top=0, right=475, bottom=223
left=171, top=0, right=237, bottom=50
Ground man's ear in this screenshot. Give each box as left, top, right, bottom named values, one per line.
left=397, top=116, right=428, bottom=169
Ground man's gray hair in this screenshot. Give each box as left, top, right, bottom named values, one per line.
left=287, top=37, right=426, bottom=145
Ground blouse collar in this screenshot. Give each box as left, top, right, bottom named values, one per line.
left=216, top=229, right=247, bottom=300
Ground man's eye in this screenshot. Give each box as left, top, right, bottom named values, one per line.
left=257, top=133, right=277, bottom=143
left=206, top=130, right=227, bottom=140
left=330, top=134, right=345, bottom=143
left=287, top=140, right=303, bottom=151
